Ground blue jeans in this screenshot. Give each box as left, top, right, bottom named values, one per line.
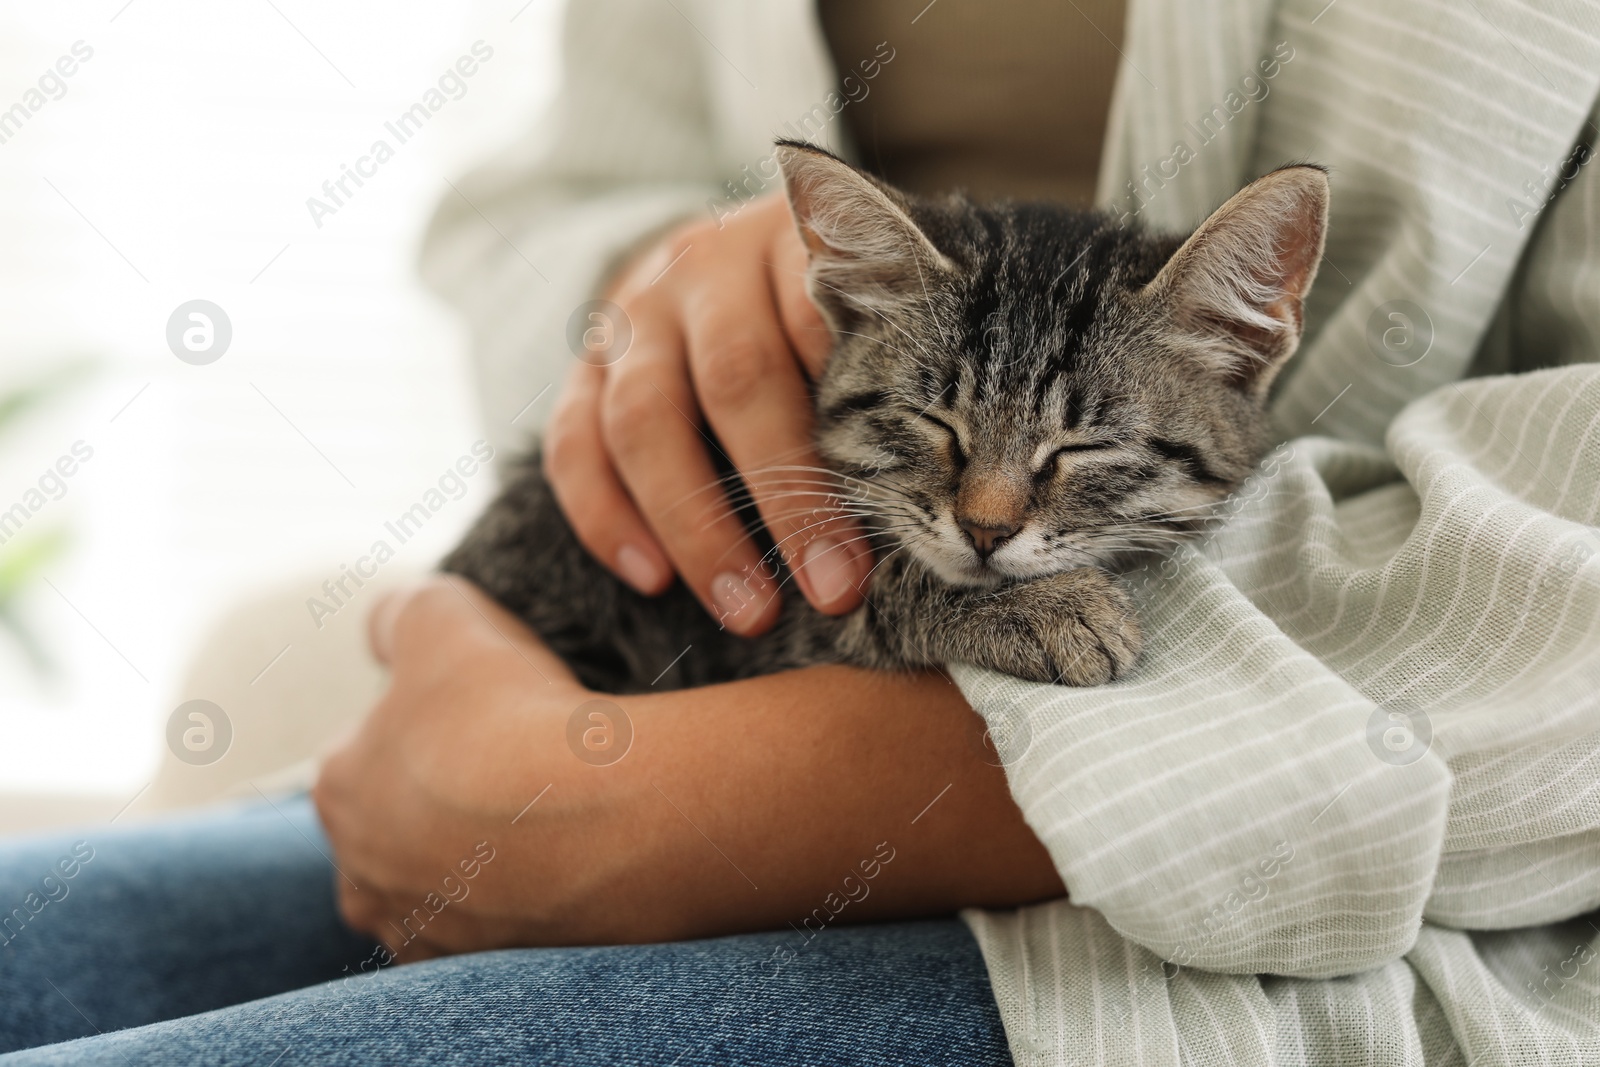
left=0, top=797, right=1011, bottom=1065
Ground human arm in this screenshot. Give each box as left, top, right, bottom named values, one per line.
left=312, top=577, right=1063, bottom=960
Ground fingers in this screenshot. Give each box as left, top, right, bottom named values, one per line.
left=683, top=259, right=872, bottom=615
left=769, top=215, right=834, bottom=378
left=544, top=363, right=674, bottom=596
left=542, top=191, right=871, bottom=629
left=332, top=880, right=455, bottom=964
left=338, top=886, right=525, bottom=964
left=333, top=879, right=393, bottom=946
left=598, top=302, right=783, bottom=635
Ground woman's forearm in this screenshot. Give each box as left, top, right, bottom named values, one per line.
left=613, top=664, right=1065, bottom=939
left=317, top=580, right=1062, bottom=957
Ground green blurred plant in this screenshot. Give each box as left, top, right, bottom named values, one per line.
left=0, top=360, right=97, bottom=677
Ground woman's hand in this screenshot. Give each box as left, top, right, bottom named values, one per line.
left=545, top=191, right=874, bottom=637
left=312, top=578, right=1064, bottom=961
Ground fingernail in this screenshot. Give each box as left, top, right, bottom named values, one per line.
left=800, top=536, right=863, bottom=607
left=616, top=544, right=661, bottom=593
left=711, top=571, right=763, bottom=632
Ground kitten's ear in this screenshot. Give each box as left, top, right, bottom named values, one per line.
left=776, top=141, right=953, bottom=326
left=1142, top=165, right=1329, bottom=398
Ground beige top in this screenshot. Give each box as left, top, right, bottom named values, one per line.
left=818, top=0, right=1127, bottom=204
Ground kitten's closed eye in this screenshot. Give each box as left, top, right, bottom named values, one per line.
left=1030, top=440, right=1114, bottom=479
left=918, top=413, right=967, bottom=466
left=1033, top=443, right=1109, bottom=482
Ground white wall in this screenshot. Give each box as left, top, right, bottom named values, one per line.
left=0, top=0, right=561, bottom=799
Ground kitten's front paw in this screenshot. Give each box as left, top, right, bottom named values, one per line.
left=979, top=568, right=1143, bottom=686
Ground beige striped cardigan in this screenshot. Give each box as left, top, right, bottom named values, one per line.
left=419, top=0, right=1600, bottom=1062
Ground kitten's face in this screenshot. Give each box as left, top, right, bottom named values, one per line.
left=778, top=144, right=1328, bottom=588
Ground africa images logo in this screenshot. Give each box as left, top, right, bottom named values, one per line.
left=305, top=42, right=494, bottom=229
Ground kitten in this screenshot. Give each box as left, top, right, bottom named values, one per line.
left=442, top=143, right=1328, bottom=691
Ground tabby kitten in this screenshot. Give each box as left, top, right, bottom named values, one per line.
left=443, top=143, right=1328, bottom=691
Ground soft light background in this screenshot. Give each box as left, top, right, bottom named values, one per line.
left=0, top=1, right=560, bottom=806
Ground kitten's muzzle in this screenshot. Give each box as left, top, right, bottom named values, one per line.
left=955, top=467, right=1028, bottom=562
left=958, top=517, right=1019, bottom=560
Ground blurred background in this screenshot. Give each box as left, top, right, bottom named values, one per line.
left=0, top=1, right=561, bottom=824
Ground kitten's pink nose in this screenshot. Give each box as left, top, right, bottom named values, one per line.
left=958, top=519, right=1018, bottom=559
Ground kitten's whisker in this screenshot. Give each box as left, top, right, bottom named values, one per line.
left=740, top=441, right=842, bottom=471
left=662, top=472, right=768, bottom=515
left=744, top=464, right=927, bottom=510
left=690, top=483, right=899, bottom=523
left=730, top=506, right=916, bottom=533
left=698, top=486, right=856, bottom=517
left=765, top=530, right=921, bottom=601
left=859, top=541, right=914, bottom=584
left=704, top=517, right=924, bottom=575
left=762, top=520, right=922, bottom=562
left=829, top=329, right=908, bottom=355
left=745, top=463, right=879, bottom=487
left=714, top=475, right=883, bottom=499
left=1139, top=499, right=1240, bottom=518
left=700, top=491, right=919, bottom=525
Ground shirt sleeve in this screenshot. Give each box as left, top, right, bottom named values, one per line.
left=417, top=0, right=728, bottom=456
left=959, top=102, right=1600, bottom=981
left=956, top=356, right=1600, bottom=980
